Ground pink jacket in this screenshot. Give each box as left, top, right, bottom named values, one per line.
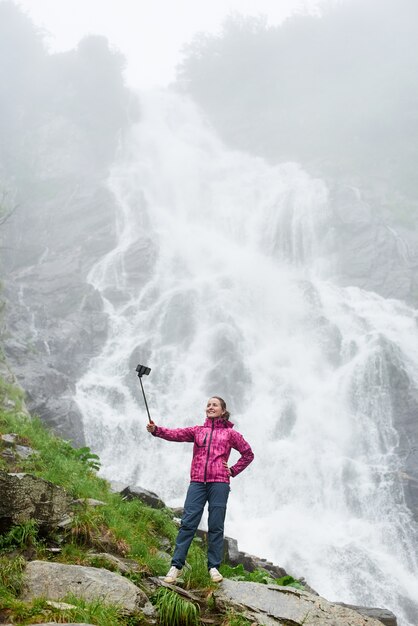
left=152, top=417, right=254, bottom=483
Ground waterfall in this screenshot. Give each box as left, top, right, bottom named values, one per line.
left=75, top=90, right=418, bottom=625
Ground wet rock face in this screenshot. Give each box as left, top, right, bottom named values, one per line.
left=327, top=184, right=418, bottom=307
left=2, top=181, right=116, bottom=446
left=347, top=333, right=418, bottom=520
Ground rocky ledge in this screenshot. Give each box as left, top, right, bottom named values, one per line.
left=0, top=453, right=398, bottom=626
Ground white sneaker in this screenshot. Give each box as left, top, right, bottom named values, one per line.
left=163, top=565, right=182, bottom=583
left=209, top=567, right=223, bottom=583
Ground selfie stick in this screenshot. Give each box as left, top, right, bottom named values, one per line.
left=135, top=364, right=152, bottom=423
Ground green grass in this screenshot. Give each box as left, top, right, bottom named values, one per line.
left=151, top=587, right=200, bottom=626
left=221, top=611, right=254, bottom=626
left=0, top=520, right=39, bottom=552
left=183, top=540, right=213, bottom=589
left=0, top=594, right=143, bottom=625
left=0, top=378, right=210, bottom=585
left=0, top=373, right=306, bottom=625
left=0, top=376, right=26, bottom=413
left=219, top=563, right=304, bottom=589
left=0, top=400, right=179, bottom=573
left=0, top=555, right=26, bottom=597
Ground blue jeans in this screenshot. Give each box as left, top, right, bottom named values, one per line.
left=172, top=481, right=230, bottom=570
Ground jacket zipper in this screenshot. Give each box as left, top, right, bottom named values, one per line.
left=204, top=421, right=214, bottom=482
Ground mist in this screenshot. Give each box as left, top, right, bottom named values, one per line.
left=1, top=1, right=418, bottom=625
left=178, top=0, right=418, bottom=217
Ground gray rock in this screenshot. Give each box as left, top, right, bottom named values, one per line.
left=0, top=471, right=72, bottom=532
left=120, top=484, right=167, bottom=509
left=56, top=514, right=73, bottom=529
left=170, top=506, right=184, bottom=518
left=1, top=178, right=117, bottom=447
left=222, top=535, right=287, bottom=579
left=1, top=433, right=19, bottom=446
left=156, top=550, right=172, bottom=565
left=223, top=536, right=240, bottom=563
left=159, top=536, right=172, bottom=551
left=328, top=185, right=418, bottom=306
left=336, top=602, right=397, bottom=626
left=86, top=552, right=143, bottom=574
left=1, top=448, right=16, bottom=461
left=214, top=579, right=385, bottom=625
left=22, top=560, right=155, bottom=617
left=0, top=433, right=37, bottom=461
left=235, top=552, right=287, bottom=579
left=72, top=498, right=106, bottom=507
left=15, top=445, right=37, bottom=459
left=346, top=333, right=418, bottom=521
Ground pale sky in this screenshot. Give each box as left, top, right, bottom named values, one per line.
left=16, top=0, right=324, bottom=89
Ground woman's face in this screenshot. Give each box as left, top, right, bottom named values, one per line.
left=206, top=397, right=225, bottom=419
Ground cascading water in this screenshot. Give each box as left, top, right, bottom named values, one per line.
left=75, top=90, right=418, bottom=625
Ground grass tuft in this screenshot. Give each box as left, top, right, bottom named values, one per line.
left=151, top=586, right=200, bottom=626
left=221, top=611, right=254, bottom=626
left=0, top=520, right=39, bottom=552
left=220, top=563, right=305, bottom=589
left=0, top=555, right=26, bottom=597
left=183, top=540, right=212, bottom=589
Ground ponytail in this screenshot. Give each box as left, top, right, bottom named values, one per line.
left=212, top=396, right=230, bottom=420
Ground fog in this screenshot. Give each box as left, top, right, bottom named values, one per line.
left=1, top=1, right=418, bottom=624
left=177, top=0, right=418, bottom=212
left=16, top=0, right=323, bottom=89
left=7, top=0, right=418, bottom=211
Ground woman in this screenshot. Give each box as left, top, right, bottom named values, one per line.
left=147, top=396, right=254, bottom=583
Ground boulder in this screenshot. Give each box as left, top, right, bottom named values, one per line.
left=214, top=579, right=386, bottom=625
left=22, top=560, right=155, bottom=617
left=0, top=471, right=72, bottom=532
left=120, top=484, right=166, bottom=509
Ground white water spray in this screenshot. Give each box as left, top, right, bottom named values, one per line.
left=75, top=91, right=418, bottom=625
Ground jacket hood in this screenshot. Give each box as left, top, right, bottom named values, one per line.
left=203, top=417, right=234, bottom=429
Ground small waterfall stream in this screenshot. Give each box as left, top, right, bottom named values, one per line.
left=75, top=90, right=418, bottom=625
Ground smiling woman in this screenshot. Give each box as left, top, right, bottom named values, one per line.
left=16, top=0, right=321, bottom=89
left=146, top=396, right=254, bottom=583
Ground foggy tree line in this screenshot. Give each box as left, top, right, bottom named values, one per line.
left=1, top=0, right=418, bottom=225
left=177, top=0, right=418, bottom=222
left=0, top=1, right=136, bottom=182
